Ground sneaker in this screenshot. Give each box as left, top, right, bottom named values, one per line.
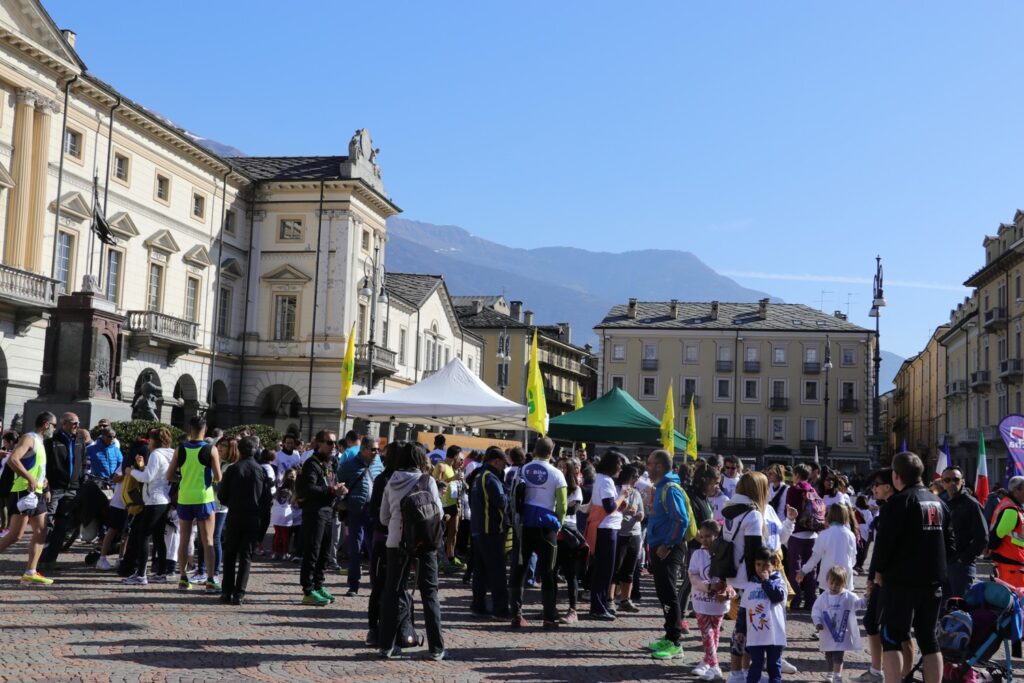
left=726, top=670, right=747, bottom=683
left=302, top=592, right=330, bottom=606
left=149, top=573, right=168, bottom=583
left=700, top=666, right=724, bottom=681
left=693, top=662, right=711, bottom=677
left=365, top=629, right=379, bottom=647
left=20, top=572, right=53, bottom=586
left=647, top=638, right=673, bottom=651
left=345, top=588, right=358, bottom=597
left=651, top=643, right=683, bottom=660
left=429, top=648, right=446, bottom=661
left=289, top=555, right=301, bottom=564
left=95, top=556, right=112, bottom=571
left=557, top=609, right=578, bottom=625
left=589, top=611, right=616, bottom=621
left=542, top=619, right=560, bottom=630
left=618, top=600, right=640, bottom=613
left=205, top=578, right=222, bottom=592
left=854, top=670, right=883, bottom=683
left=191, top=572, right=208, bottom=583
left=510, top=614, right=527, bottom=628
left=316, top=587, right=336, bottom=603
left=122, top=574, right=148, bottom=585
left=780, top=659, right=799, bottom=675
left=178, top=576, right=193, bottom=590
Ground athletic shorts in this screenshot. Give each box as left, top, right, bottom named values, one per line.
left=177, top=502, right=216, bottom=522
left=863, top=584, right=880, bottom=636
left=443, top=505, right=459, bottom=519
left=880, top=582, right=941, bottom=655
left=5, top=491, right=46, bottom=518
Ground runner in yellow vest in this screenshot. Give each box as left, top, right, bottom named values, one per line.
left=166, top=416, right=221, bottom=592
left=0, top=411, right=57, bottom=585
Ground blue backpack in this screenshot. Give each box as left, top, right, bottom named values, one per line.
left=937, top=610, right=973, bottom=654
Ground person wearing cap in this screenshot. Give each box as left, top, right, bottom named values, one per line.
left=0, top=411, right=57, bottom=585
left=469, top=446, right=510, bottom=618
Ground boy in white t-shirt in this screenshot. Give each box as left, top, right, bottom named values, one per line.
left=811, top=566, right=867, bottom=683
left=689, top=520, right=736, bottom=681
left=741, top=547, right=788, bottom=683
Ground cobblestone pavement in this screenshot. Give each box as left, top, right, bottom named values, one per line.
left=0, top=540, right=1017, bottom=683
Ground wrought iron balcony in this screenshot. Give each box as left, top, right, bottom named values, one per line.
left=544, top=386, right=574, bottom=406
left=945, top=380, right=968, bottom=397
left=1000, top=359, right=1023, bottom=383
left=715, top=360, right=733, bottom=373
left=743, top=360, right=761, bottom=373
left=970, top=370, right=991, bottom=391
left=803, top=362, right=821, bottom=374
left=641, top=358, right=658, bottom=371
left=126, top=310, right=200, bottom=364
left=710, top=436, right=764, bottom=455
left=839, top=398, right=859, bottom=413
left=355, top=343, right=398, bottom=384
left=769, top=396, right=789, bottom=411
left=984, top=307, right=1008, bottom=330
left=0, top=263, right=59, bottom=331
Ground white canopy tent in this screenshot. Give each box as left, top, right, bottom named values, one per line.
left=345, top=357, right=530, bottom=430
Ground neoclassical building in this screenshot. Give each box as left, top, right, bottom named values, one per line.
left=0, top=0, right=426, bottom=436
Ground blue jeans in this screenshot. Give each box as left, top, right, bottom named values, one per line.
left=345, top=509, right=370, bottom=590
left=748, top=645, right=783, bottom=683
left=944, top=560, right=977, bottom=600
left=197, top=510, right=227, bottom=575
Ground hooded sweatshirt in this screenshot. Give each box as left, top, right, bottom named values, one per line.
left=721, top=493, right=763, bottom=589
left=381, top=469, right=444, bottom=549
left=130, top=446, right=173, bottom=505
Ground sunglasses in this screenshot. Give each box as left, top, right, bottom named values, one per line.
left=942, top=477, right=962, bottom=484
left=322, top=440, right=337, bottom=446
left=724, top=465, right=737, bottom=471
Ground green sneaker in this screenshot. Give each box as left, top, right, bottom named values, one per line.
left=651, top=643, right=683, bottom=660
left=178, top=575, right=193, bottom=591
left=647, top=639, right=673, bottom=652
left=205, top=578, right=222, bottom=592
left=316, top=587, right=336, bottom=603
left=302, top=592, right=330, bottom=606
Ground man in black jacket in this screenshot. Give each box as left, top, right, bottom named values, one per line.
left=218, top=436, right=269, bottom=605
left=940, top=465, right=988, bottom=600
left=297, top=430, right=347, bottom=606
left=875, top=452, right=956, bottom=683
left=39, top=412, right=90, bottom=568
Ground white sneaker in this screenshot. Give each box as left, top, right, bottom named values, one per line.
left=122, top=574, right=148, bottom=585
left=726, top=670, right=747, bottom=683
left=700, top=666, right=724, bottom=681
left=693, top=663, right=711, bottom=677
left=191, top=572, right=207, bottom=583
left=149, top=573, right=168, bottom=583
left=781, top=658, right=799, bottom=674
left=95, top=556, right=112, bottom=571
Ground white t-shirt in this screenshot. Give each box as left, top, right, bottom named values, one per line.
left=711, top=491, right=730, bottom=524
left=520, top=460, right=567, bottom=512
left=690, top=548, right=729, bottom=616
left=812, top=589, right=866, bottom=652
left=464, top=459, right=481, bottom=478
left=274, top=450, right=302, bottom=479
left=741, top=572, right=788, bottom=647
left=824, top=492, right=851, bottom=510
left=563, top=487, right=583, bottom=530
left=721, top=474, right=740, bottom=499
left=109, top=466, right=126, bottom=511
left=725, top=507, right=763, bottom=589
left=593, top=473, right=622, bottom=530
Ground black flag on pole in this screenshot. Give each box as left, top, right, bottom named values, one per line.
left=91, top=183, right=117, bottom=247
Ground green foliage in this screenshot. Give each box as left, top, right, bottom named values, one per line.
left=95, top=420, right=184, bottom=444
left=224, top=423, right=283, bottom=447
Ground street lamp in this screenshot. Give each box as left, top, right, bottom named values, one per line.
left=496, top=327, right=511, bottom=395
left=360, top=240, right=389, bottom=393
left=823, top=334, right=833, bottom=457
left=869, top=256, right=885, bottom=465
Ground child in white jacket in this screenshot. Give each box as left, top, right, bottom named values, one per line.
left=811, top=566, right=867, bottom=683
left=797, top=503, right=856, bottom=590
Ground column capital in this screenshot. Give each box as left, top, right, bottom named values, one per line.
left=15, top=88, right=38, bottom=106
left=38, top=97, right=61, bottom=115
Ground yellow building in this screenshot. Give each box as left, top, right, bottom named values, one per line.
left=891, top=325, right=948, bottom=472
left=595, top=298, right=876, bottom=471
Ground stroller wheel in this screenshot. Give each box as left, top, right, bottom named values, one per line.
left=84, top=551, right=100, bottom=567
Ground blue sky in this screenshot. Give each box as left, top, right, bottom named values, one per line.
left=46, top=1, right=1024, bottom=358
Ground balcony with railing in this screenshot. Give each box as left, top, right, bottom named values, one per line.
left=680, top=393, right=701, bottom=409
left=970, top=370, right=991, bottom=391
left=0, top=263, right=59, bottom=331
left=641, top=358, right=658, bottom=371
left=545, top=386, right=575, bottom=407
left=803, top=361, right=821, bottom=374
left=769, top=396, right=789, bottom=411
left=126, top=310, right=200, bottom=364
left=715, top=360, right=733, bottom=373
left=1000, top=359, right=1023, bottom=383
left=945, top=380, right=968, bottom=397
left=537, top=349, right=586, bottom=375
left=743, top=360, right=761, bottom=373
left=984, top=307, right=1008, bottom=330
left=839, top=398, right=859, bottom=413
left=355, top=343, right=398, bottom=384
left=710, top=436, right=764, bottom=455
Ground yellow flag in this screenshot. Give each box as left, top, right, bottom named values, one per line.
left=685, top=394, right=698, bottom=460
left=660, top=383, right=675, bottom=452
left=339, top=322, right=356, bottom=414
left=526, top=330, right=548, bottom=436
left=575, top=386, right=586, bottom=451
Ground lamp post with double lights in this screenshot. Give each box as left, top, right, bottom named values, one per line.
left=496, top=327, right=511, bottom=396
left=869, top=256, right=886, bottom=464
left=359, top=240, right=389, bottom=394
left=823, top=334, right=833, bottom=457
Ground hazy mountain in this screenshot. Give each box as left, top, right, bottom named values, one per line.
left=880, top=350, right=903, bottom=391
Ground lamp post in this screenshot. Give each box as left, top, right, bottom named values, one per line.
left=869, top=256, right=886, bottom=465
left=496, top=327, right=510, bottom=396
left=359, top=240, right=389, bottom=394
left=823, top=334, right=833, bottom=457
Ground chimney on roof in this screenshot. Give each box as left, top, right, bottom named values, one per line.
left=834, top=310, right=848, bottom=321
left=524, top=310, right=534, bottom=326
left=628, top=298, right=638, bottom=319
left=472, top=299, right=483, bottom=314
left=510, top=300, right=523, bottom=322
left=710, top=301, right=719, bottom=321
left=557, top=322, right=571, bottom=344
left=670, top=299, right=679, bottom=319
left=61, top=29, right=76, bottom=48
left=758, top=297, right=769, bottom=319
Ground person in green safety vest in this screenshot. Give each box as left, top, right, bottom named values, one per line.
left=166, top=415, right=222, bottom=592
left=0, top=411, right=57, bottom=586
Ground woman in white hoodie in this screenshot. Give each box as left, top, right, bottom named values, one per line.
left=379, top=442, right=446, bottom=661
left=123, top=427, right=175, bottom=585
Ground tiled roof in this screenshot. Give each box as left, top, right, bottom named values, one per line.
left=384, top=273, right=443, bottom=307
left=229, top=156, right=347, bottom=181
left=450, top=295, right=504, bottom=308
left=455, top=305, right=528, bottom=329
left=595, top=301, right=870, bottom=333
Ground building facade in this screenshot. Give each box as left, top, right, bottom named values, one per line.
left=891, top=325, right=948, bottom=472
left=594, top=299, right=876, bottom=471
left=0, top=1, right=401, bottom=436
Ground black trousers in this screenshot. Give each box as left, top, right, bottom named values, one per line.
left=650, top=543, right=686, bottom=643
left=222, top=516, right=260, bottom=598
left=134, top=504, right=169, bottom=577
left=509, top=526, right=558, bottom=621
left=471, top=533, right=509, bottom=616
left=40, top=489, right=77, bottom=562
left=368, top=531, right=417, bottom=642
left=300, top=507, right=333, bottom=593
left=380, top=547, right=443, bottom=654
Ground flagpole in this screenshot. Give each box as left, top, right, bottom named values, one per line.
left=87, top=171, right=98, bottom=279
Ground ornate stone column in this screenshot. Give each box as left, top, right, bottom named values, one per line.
left=4, top=88, right=37, bottom=269
left=26, top=98, right=57, bottom=272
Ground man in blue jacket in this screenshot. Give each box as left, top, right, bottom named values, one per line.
left=645, top=449, right=690, bottom=660
left=336, top=436, right=383, bottom=596
left=469, top=446, right=510, bottom=618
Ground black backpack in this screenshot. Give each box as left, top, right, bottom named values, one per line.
left=400, top=474, right=444, bottom=552
left=0, top=456, right=13, bottom=498
left=709, top=508, right=753, bottom=579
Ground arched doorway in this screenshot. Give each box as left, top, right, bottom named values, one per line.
left=171, top=374, right=199, bottom=431
left=207, top=380, right=230, bottom=429
left=257, top=384, right=302, bottom=435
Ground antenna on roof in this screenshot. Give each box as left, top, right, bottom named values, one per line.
left=845, top=293, right=855, bottom=317
left=819, top=290, right=833, bottom=312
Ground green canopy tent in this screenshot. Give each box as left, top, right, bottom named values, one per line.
left=547, top=387, right=688, bottom=451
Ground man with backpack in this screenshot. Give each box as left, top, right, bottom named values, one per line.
left=296, top=430, right=347, bottom=606
left=645, top=448, right=692, bottom=661
left=785, top=463, right=825, bottom=610
left=469, top=446, right=510, bottom=619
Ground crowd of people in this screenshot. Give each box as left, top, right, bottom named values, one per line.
left=1, top=410, right=1023, bottom=681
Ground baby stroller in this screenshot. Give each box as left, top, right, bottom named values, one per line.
left=932, top=579, right=1024, bottom=683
